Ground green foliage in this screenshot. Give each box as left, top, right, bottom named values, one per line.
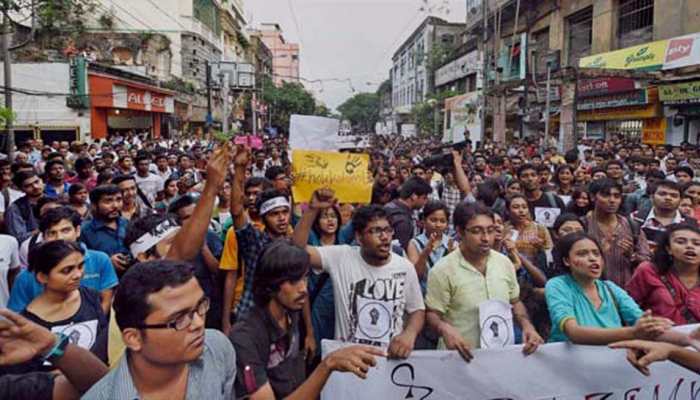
left=425, top=42, right=456, bottom=74
left=32, top=0, right=97, bottom=36
left=261, top=77, right=316, bottom=132
left=0, top=107, right=16, bottom=129
left=337, top=93, right=380, bottom=133
left=314, top=103, right=331, bottom=117
left=410, top=89, right=459, bottom=137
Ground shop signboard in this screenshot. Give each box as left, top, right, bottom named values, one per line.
left=435, top=51, right=482, bottom=87
left=578, top=103, right=659, bottom=121
left=642, top=117, right=667, bottom=145
left=663, top=32, right=700, bottom=70
left=577, top=78, right=637, bottom=98
left=577, top=89, right=648, bottom=111
left=579, top=39, right=668, bottom=70
left=658, top=81, right=700, bottom=104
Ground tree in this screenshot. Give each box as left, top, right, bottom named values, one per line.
left=410, top=89, right=458, bottom=138
left=261, top=77, right=316, bottom=132
left=314, top=103, right=331, bottom=117
left=337, top=93, right=379, bottom=133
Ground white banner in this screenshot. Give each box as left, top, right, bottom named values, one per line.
left=321, top=326, right=700, bottom=400
left=289, top=115, right=341, bottom=151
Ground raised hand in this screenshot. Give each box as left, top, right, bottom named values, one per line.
left=310, top=188, right=337, bottom=211
left=0, top=309, right=56, bottom=366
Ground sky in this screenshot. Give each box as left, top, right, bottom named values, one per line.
left=247, top=0, right=467, bottom=111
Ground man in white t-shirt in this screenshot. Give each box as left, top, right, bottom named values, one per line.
left=134, top=155, right=164, bottom=206
left=293, top=189, right=425, bottom=358
left=0, top=234, right=20, bottom=307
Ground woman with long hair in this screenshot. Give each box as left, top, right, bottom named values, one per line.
left=553, top=164, right=575, bottom=205
left=19, top=240, right=108, bottom=371
left=155, top=177, right=179, bottom=213
left=566, top=189, right=592, bottom=217
left=627, top=223, right=700, bottom=325
left=545, top=232, right=687, bottom=345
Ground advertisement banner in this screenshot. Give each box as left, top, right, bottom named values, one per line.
left=579, top=39, right=668, bottom=70
left=321, top=331, right=700, bottom=400
left=663, top=32, right=700, bottom=70
left=578, top=78, right=637, bottom=98
left=642, top=117, right=667, bottom=144
left=291, top=150, right=372, bottom=203
left=659, top=80, right=700, bottom=104
left=443, top=92, right=482, bottom=144
left=577, top=89, right=648, bottom=111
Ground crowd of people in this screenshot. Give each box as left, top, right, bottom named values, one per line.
left=1, top=131, right=700, bottom=399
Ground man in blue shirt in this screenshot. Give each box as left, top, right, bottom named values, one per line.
left=80, top=184, right=130, bottom=274
left=9, top=206, right=119, bottom=314
left=42, top=159, right=70, bottom=199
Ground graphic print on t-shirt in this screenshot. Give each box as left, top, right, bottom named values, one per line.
left=44, top=320, right=98, bottom=366
left=348, top=272, right=406, bottom=346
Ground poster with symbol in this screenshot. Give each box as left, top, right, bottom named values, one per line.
left=534, top=207, right=561, bottom=228
left=479, top=299, right=514, bottom=349
left=292, top=150, right=372, bottom=203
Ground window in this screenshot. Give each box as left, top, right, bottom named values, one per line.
left=567, top=7, right=593, bottom=67
left=292, top=54, right=298, bottom=61
left=617, top=0, right=653, bottom=47
left=531, top=28, right=550, bottom=74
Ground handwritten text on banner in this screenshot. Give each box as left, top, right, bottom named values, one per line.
left=321, top=333, right=700, bottom=400
left=292, top=150, right=372, bottom=203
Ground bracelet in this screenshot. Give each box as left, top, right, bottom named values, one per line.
left=41, top=333, right=70, bottom=364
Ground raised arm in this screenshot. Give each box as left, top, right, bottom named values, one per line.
left=230, top=145, right=251, bottom=230
left=167, top=143, right=231, bottom=261
left=451, top=149, right=471, bottom=196
left=292, top=188, right=336, bottom=271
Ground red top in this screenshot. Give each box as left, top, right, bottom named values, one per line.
left=626, top=261, right=700, bottom=325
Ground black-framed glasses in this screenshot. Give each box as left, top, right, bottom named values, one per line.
left=135, top=297, right=210, bottom=331
left=365, top=226, right=394, bottom=237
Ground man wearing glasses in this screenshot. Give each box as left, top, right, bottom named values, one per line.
left=82, top=260, right=236, bottom=399
left=293, top=189, right=425, bottom=358
left=425, top=203, right=543, bottom=362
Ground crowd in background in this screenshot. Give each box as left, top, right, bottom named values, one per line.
left=1, top=130, right=700, bottom=398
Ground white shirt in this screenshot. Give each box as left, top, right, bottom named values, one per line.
left=317, top=245, right=425, bottom=346
left=0, top=234, right=20, bottom=307
left=0, top=187, right=24, bottom=213
left=134, top=173, right=165, bottom=206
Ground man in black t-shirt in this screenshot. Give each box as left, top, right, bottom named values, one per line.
left=517, top=164, right=566, bottom=228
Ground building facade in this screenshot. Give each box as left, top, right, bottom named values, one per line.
left=460, top=0, right=700, bottom=146
left=257, top=23, right=300, bottom=85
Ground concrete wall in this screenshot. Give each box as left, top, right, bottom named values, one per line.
left=0, top=63, right=90, bottom=140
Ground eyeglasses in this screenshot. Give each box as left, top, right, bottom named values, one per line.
left=464, top=226, right=498, bottom=236
left=135, top=297, right=210, bottom=331
left=365, top=227, right=394, bottom=237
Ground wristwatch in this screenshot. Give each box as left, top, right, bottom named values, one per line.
left=41, top=332, right=70, bottom=364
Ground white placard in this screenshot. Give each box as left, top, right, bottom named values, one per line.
left=479, top=299, right=514, bottom=349
left=534, top=207, right=561, bottom=228
left=321, top=324, right=700, bottom=400
left=289, top=115, right=341, bottom=151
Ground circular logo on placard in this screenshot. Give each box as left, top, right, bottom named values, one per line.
left=357, top=302, right=391, bottom=339
left=480, top=315, right=510, bottom=348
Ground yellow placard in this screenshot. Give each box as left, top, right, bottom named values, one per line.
left=579, top=39, right=668, bottom=70
left=642, top=118, right=667, bottom=145
left=292, top=150, right=372, bottom=204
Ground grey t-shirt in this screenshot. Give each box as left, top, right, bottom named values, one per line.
left=317, top=245, right=425, bottom=347
left=83, top=329, right=236, bottom=400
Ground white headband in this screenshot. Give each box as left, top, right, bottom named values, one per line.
left=129, top=220, right=181, bottom=257
left=259, top=196, right=290, bottom=216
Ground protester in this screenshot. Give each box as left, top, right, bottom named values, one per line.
left=294, top=189, right=425, bottom=358
left=626, top=223, right=700, bottom=325
left=425, top=203, right=543, bottom=360
left=81, top=184, right=130, bottom=272
left=545, top=232, right=687, bottom=345
left=18, top=240, right=109, bottom=371
left=5, top=170, right=45, bottom=242
left=585, top=179, right=651, bottom=286
left=631, top=180, right=689, bottom=249
left=384, top=176, right=432, bottom=251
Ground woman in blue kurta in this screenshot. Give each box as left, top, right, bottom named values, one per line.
left=545, top=232, right=688, bottom=345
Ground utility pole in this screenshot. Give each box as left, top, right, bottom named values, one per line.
left=252, top=91, right=257, bottom=136
left=205, top=61, right=212, bottom=134
left=479, top=0, right=487, bottom=143
left=544, top=61, right=551, bottom=145
left=220, top=72, right=229, bottom=133
left=2, top=5, right=13, bottom=159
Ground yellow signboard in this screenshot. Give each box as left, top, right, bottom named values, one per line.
left=659, top=81, right=700, bottom=103
left=292, top=150, right=372, bottom=203
left=577, top=103, right=660, bottom=121
left=642, top=118, right=667, bottom=145
left=579, top=39, right=668, bottom=70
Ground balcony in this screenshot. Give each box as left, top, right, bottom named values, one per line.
left=182, top=16, right=223, bottom=51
